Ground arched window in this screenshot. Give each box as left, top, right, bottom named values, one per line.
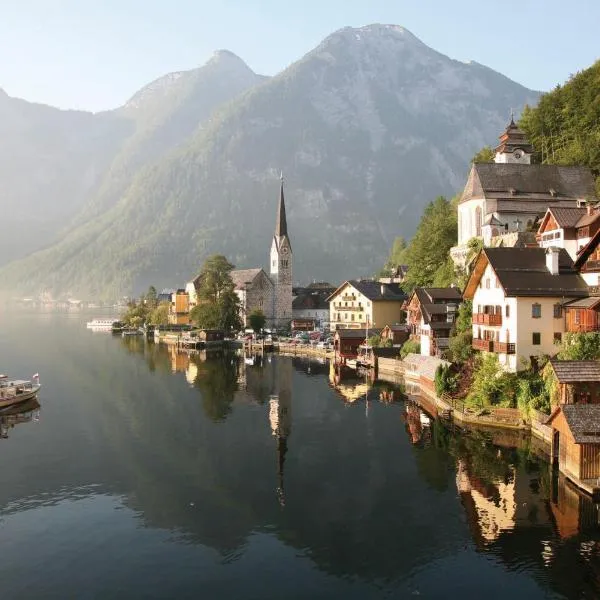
left=475, top=206, right=482, bottom=237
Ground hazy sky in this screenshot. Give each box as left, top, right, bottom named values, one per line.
left=1, top=0, right=598, bottom=112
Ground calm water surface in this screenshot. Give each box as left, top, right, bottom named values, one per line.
left=1, top=310, right=600, bottom=599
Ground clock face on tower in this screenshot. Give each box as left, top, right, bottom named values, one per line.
left=514, top=150, right=523, bottom=159
left=282, top=247, right=288, bottom=255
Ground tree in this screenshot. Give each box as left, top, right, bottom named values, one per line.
left=145, top=285, right=158, bottom=308
left=194, top=255, right=236, bottom=302
left=148, top=301, right=169, bottom=325
left=190, top=255, right=242, bottom=331
left=471, top=146, right=495, bottom=163
left=190, top=303, right=221, bottom=329
left=558, top=332, right=600, bottom=360
left=467, top=354, right=517, bottom=409
left=248, top=309, right=267, bottom=333
left=435, top=364, right=458, bottom=397
left=402, top=196, right=457, bottom=292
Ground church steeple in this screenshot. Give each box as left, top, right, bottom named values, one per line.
left=275, top=174, right=288, bottom=238
left=494, top=113, right=534, bottom=164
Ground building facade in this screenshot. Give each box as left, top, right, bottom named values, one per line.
left=405, top=287, right=462, bottom=357
left=451, top=118, right=597, bottom=267
left=464, top=247, right=588, bottom=372
left=328, top=280, right=406, bottom=332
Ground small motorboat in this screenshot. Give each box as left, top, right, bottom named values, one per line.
left=0, top=375, right=41, bottom=411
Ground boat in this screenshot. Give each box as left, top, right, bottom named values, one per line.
left=0, top=375, right=41, bottom=411
left=122, top=328, right=142, bottom=337
left=86, top=318, right=118, bottom=330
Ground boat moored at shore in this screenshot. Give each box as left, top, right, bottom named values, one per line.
left=0, top=375, right=41, bottom=411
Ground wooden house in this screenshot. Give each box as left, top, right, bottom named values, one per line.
left=168, top=289, right=190, bottom=325
left=380, top=324, right=409, bottom=347
left=404, top=287, right=462, bottom=357
left=547, top=360, right=600, bottom=406
left=548, top=404, right=600, bottom=487
left=197, top=329, right=225, bottom=343
left=575, top=228, right=600, bottom=288
left=563, top=297, right=600, bottom=333
left=333, top=328, right=380, bottom=364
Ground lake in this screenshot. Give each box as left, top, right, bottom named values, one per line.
left=1, top=310, right=600, bottom=599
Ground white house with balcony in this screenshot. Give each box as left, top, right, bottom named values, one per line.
left=463, top=247, right=588, bottom=372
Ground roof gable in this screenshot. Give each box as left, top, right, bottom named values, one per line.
left=557, top=404, right=600, bottom=444
left=549, top=359, right=600, bottom=383
left=462, top=164, right=596, bottom=204
left=465, top=247, right=588, bottom=299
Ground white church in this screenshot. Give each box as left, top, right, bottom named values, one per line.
left=451, top=118, right=596, bottom=267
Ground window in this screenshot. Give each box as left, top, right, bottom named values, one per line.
left=485, top=278, right=490, bottom=289
left=532, top=332, right=541, bottom=345
left=575, top=310, right=581, bottom=325
left=351, top=314, right=354, bottom=321
left=553, top=303, right=562, bottom=319
left=554, top=332, right=562, bottom=344
left=505, top=304, right=510, bottom=318
left=495, top=278, right=500, bottom=288
left=532, top=303, right=541, bottom=318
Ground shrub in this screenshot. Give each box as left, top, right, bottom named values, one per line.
left=400, top=339, right=420, bottom=359
left=466, top=354, right=518, bottom=409
left=448, top=330, right=473, bottom=364
left=435, top=364, right=458, bottom=397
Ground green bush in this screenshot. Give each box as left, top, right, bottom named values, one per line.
left=400, top=339, right=420, bottom=359
left=435, top=364, right=458, bottom=397
left=466, top=354, right=518, bottom=409
left=448, top=330, right=473, bottom=364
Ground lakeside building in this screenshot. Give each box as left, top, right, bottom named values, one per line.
left=404, top=287, right=462, bottom=357
left=537, top=206, right=600, bottom=261
left=380, top=324, right=409, bottom=348
left=327, top=280, right=406, bottom=332
left=574, top=228, right=600, bottom=287
left=451, top=118, right=597, bottom=267
left=168, top=289, right=191, bottom=325
left=292, top=283, right=335, bottom=331
left=464, top=247, right=588, bottom=372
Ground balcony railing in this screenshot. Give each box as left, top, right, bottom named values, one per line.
left=336, top=306, right=363, bottom=311
left=473, top=313, right=502, bottom=326
left=493, top=341, right=516, bottom=354
left=472, top=338, right=493, bottom=352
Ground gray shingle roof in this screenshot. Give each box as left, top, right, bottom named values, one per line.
left=462, top=163, right=596, bottom=204
left=230, top=268, right=265, bottom=290
left=561, top=404, right=600, bottom=444
left=549, top=360, right=600, bottom=383
left=548, top=207, right=588, bottom=228
left=483, top=247, right=589, bottom=298
left=349, top=280, right=406, bottom=301
left=335, top=328, right=381, bottom=339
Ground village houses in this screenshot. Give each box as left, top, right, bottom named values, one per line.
left=327, top=280, right=406, bottom=332
left=404, top=287, right=462, bottom=357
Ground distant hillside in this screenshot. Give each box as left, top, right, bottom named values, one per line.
left=520, top=60, right=600, bottom=197
left=0, top=24, right=539, bottom=299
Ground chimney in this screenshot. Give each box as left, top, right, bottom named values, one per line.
left=546, top=247, right=560, bottom=275
left=380, top=284, right=386, bottom=296
left=588, top=205, right=593, bottom=216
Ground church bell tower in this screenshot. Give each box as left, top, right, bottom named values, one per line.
left=270, top=175, right=292, bottom=328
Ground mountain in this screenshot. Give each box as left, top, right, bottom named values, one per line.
left=0, top=24, right=539, bottom=299
left=0, top=92, right=130, bottom=265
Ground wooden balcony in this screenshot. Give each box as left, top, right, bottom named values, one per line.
left=493, top=341, right=516, bottom=354
left=337, top=306, right=363, bottom=312
left=473, top=313, right=502, bottom=326
left=472, top=338, right=493, bottom=352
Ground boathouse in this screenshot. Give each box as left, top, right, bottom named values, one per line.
left=333, top=329, right=380, bottom=363
left=380, top=324, right=410, bottom=347
left=548, top=404, right=600, bottom=486
left=547, top=359, right=600, bottom=405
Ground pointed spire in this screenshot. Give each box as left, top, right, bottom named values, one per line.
left=275, top=173, right=288, bottom=238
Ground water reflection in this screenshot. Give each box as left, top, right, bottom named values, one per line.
left=0, top=398, right=40, bottom=440
left=7, top=316, right=600, bottom=598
